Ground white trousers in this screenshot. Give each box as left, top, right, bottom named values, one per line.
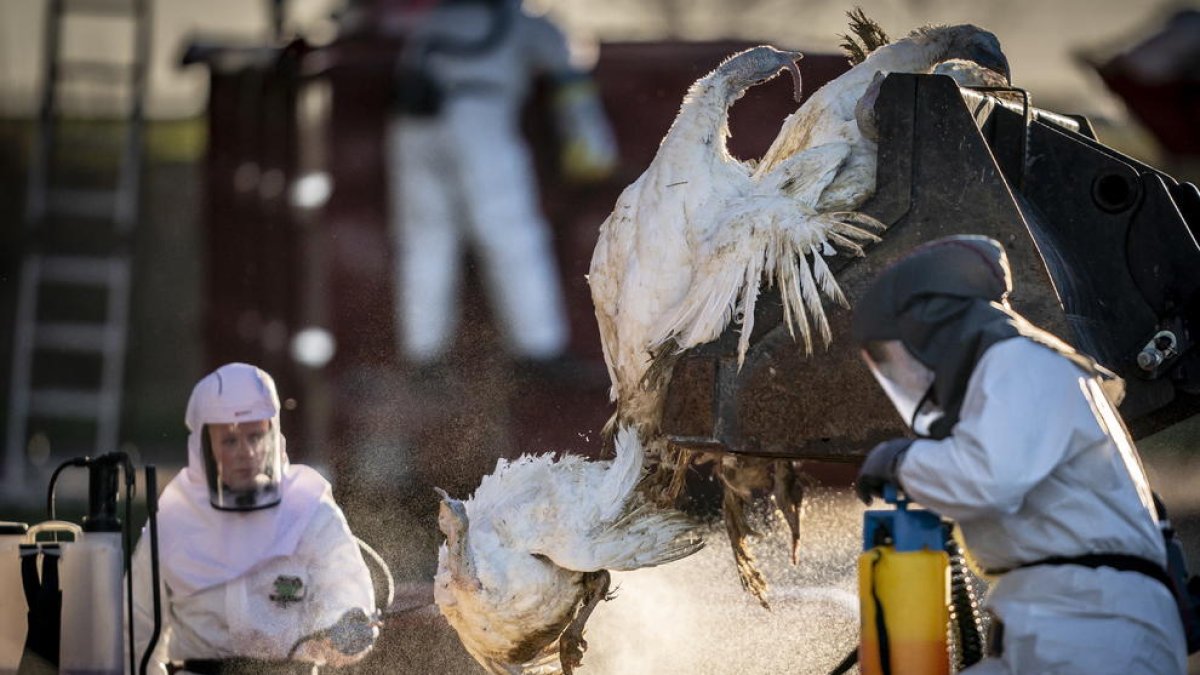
left=962, top=565, right=1186, bottom=674
left=387, top=98, right=568, bottom=364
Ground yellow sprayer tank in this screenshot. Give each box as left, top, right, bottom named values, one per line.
left=858, top=487, right=950, bottom=675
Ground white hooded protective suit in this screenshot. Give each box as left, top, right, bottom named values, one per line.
left=128, top=364, right=375, bottom=674
left=899, top=337, right=1186, bottom=674
left=387, top=1, right=614, bottom=363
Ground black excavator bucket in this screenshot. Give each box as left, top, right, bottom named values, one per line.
left=661, top=72, right=1200, bottom=462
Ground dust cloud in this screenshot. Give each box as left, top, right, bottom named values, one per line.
left=582, top=488, right=865, bottom=675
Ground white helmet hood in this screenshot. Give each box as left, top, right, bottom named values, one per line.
left=185, top=363, right=283, bottom=511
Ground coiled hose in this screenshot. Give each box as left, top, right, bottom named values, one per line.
left=945, top=524, right=987, bottom=670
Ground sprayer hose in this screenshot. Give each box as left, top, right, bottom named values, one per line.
left=355, top=536, right=395, bottom=613
left=946, top=529, right=986, bottom=670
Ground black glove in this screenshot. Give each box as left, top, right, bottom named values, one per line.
left=327, top=608, right=376, bottom=656
left=856, top=438, right=913, bottom=504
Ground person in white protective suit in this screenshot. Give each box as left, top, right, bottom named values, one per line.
left=850, top=235, right=1187, bottom=674
left=128, top=363, right=378, bottom=675
left=386, top=0, right=617, bottom=368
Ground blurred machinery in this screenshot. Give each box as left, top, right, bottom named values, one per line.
left=1089, top=9, right=1200, bottom=162
left=179, top=40, right=311, bottom=455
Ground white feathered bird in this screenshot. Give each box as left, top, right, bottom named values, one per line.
left=587, top=21, right=1011, bottom=606
left=589, top=46, right=883, bottom=438
left=656, top=23, right=1012, bottom=371
left=434, top=426, right=703, bottom=675
left=587, top=44, right=884, bottom=609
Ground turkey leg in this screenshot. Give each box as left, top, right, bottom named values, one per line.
left=559, top=570, right=612, bottom=674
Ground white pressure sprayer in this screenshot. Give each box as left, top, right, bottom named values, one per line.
left=0, top=453, right=163, bottom=675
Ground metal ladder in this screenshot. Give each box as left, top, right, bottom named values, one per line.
left=5, top=0, right=151, bottom=495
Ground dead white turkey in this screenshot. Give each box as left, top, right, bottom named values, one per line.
left=434, top=426, right=703, bottom=674
left=588, top=14, right=1011, bottom=606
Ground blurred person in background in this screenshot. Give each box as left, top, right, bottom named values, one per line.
left=129, top=363, right=378, bottom=675
left=851, top=236, right=1187, bottom=674
left=385, top=0, right=617, bottom=376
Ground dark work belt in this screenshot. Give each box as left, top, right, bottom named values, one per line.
left=987, top=553, right=1174, bottom=593
left=171, top=659, right=319, bottom=675
left=986, top=611, right=1005, bottom=658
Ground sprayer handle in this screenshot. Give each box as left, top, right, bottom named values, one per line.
left=27, top=520, right=83, bottom=543
left=883, top=484, right=900, bottom=505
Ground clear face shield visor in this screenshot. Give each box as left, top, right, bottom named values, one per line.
left=862, top=340, right=943, bottom=436
left=202, top=418, right=283, bottom=511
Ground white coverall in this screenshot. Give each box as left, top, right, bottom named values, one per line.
left=387, top=2, right=598, bottom=363
left=898, top=337, right=1187, bottom=674
left=128, top=468, right=375, bottom=675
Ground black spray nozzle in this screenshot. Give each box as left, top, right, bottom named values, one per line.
left=327, top=607, right=376, bottom=655
left=287, top=607, right=378, bottom=659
